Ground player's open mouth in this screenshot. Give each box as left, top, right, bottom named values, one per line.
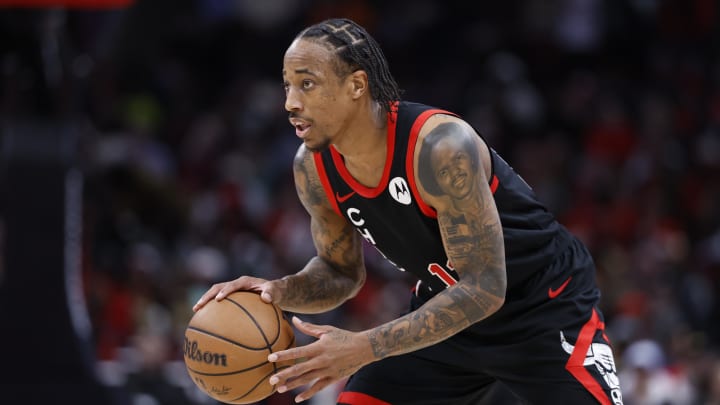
left=290, top=118, right=311, bottom=139
left=295, top=123, right=310, bottom=138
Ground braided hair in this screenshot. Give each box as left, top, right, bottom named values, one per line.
left=296, top=18, right=402, bottom=115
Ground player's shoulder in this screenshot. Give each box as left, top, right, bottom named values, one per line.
left=292, top=143, right=336, bottom=212
left=397, top=101, right=470, bottom=134
left=292, top=144, right=323, bottom=191
left=411, top=109, right=492, bottom=188
left=293, top=143, right=315, bottom=171
left=415, top=113, right=482, bottom=149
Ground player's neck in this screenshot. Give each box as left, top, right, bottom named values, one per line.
left=333, top=101, right=388, bottom=187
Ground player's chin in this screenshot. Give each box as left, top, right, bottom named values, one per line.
left=304, top=139, right=331, bottom=153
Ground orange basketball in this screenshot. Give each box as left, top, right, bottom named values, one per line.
left=184, top=291, right=295, bottom=404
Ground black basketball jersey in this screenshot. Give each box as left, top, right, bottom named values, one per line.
left=314, top=101, right=571, bottom=296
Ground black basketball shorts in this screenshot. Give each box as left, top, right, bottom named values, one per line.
left=338, top=237, right=624, bottom=405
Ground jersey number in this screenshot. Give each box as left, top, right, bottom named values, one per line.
left=427, top=260, right=458, bottom=287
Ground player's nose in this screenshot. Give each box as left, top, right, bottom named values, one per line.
left=284, top=87, right=303, bottom=112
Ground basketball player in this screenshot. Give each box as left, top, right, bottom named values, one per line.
left=194, top=18, right=623, bottom=405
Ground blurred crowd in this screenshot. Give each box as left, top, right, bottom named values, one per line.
left=2, top=0, right=720, bottom=404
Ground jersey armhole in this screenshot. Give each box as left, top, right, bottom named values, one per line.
left=312, top=152, right=342, bottom=217
left=405, top=109, right=455, bottom=219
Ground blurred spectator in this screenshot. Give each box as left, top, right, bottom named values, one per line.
left=618, top=339, right=697, bottom=404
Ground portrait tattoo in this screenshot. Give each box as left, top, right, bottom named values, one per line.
left=418, top=123, right=480, bottom=198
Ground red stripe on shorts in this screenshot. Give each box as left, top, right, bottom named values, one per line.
left=337, top=391, right=391, bottom=405
left=565, top=308, right=612, bottom=405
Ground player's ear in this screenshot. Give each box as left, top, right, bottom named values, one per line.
left=349, top=70, right=368, bottom=100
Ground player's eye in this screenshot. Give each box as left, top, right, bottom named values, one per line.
left=302, top=79, right=314, bottom=90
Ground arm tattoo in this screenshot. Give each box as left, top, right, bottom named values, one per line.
left=293, top=149, right=326, bottom=209
left=282, top=148, right=365, bottom=313
left=367, top=122, right=506, bottom=359
left=281, top=256, right=362, bottom=313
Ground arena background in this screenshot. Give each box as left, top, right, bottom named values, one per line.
left=0, top=1, right=719, bottom=404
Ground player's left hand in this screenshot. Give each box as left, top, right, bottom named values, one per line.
left=268, top=316, right=374, bottom=403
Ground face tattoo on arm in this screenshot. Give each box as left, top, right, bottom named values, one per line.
left=417, top=122, right=506, bottom=319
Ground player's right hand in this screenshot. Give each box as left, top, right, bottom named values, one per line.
left=192, top=276, right=278, bottom=312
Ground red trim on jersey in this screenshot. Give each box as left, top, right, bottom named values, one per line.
left=330, top=108, right=398, bottom=198
left=489, top=174, right=499, bottom=194
left=337, top=391, right=391, bottom=405
left=406, top=109, right=455, bottom=219
left=565, top=308, right=612, bottom=405
left=313, top=152, right=342, bottom=217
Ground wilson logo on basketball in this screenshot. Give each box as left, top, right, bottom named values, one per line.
left=184, top=337, right=228, bottom=367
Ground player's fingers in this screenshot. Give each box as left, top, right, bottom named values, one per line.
left=275, top=368, right=326, bottom=395
left=259, top=280, right=281, bottom=303
left=215, top=276, right=265, bottom=299
left=192, top=283, right=225, bottom=311
left=259, top=291, right=273, bottom=303
left=269, top=351, right=322, bottom=387
left=214, top=283, right=237, bottom=300
left=294, top=376, right=335, bottom=403
left=268, top=345, right=310, bottom=365
left=292, top=316, right=331, bottom=338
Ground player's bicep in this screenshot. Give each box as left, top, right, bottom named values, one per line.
left=292, top=146, right=364, bottom=280
left=309, top=214, right=363, bottom=270
left=414, top=121, right=505, bottom=296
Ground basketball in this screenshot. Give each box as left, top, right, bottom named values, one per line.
left=184, top=291, right=296, bottom=404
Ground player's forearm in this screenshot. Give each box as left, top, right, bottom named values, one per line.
left=277, top=256, right=365, bottom=313
left=365, top=276, right=504, bottom=360
left=366, top=213, right=507, bottom=359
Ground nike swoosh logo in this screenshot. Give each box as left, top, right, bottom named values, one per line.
left=548, top=276, right=572, bottom=299
left=336, top=191, right=356, bottom=203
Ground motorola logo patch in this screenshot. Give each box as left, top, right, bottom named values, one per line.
left=389, top=177, right=412, bottom=205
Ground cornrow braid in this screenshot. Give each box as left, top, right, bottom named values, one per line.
left=297, top=18, right=402, bottom=115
